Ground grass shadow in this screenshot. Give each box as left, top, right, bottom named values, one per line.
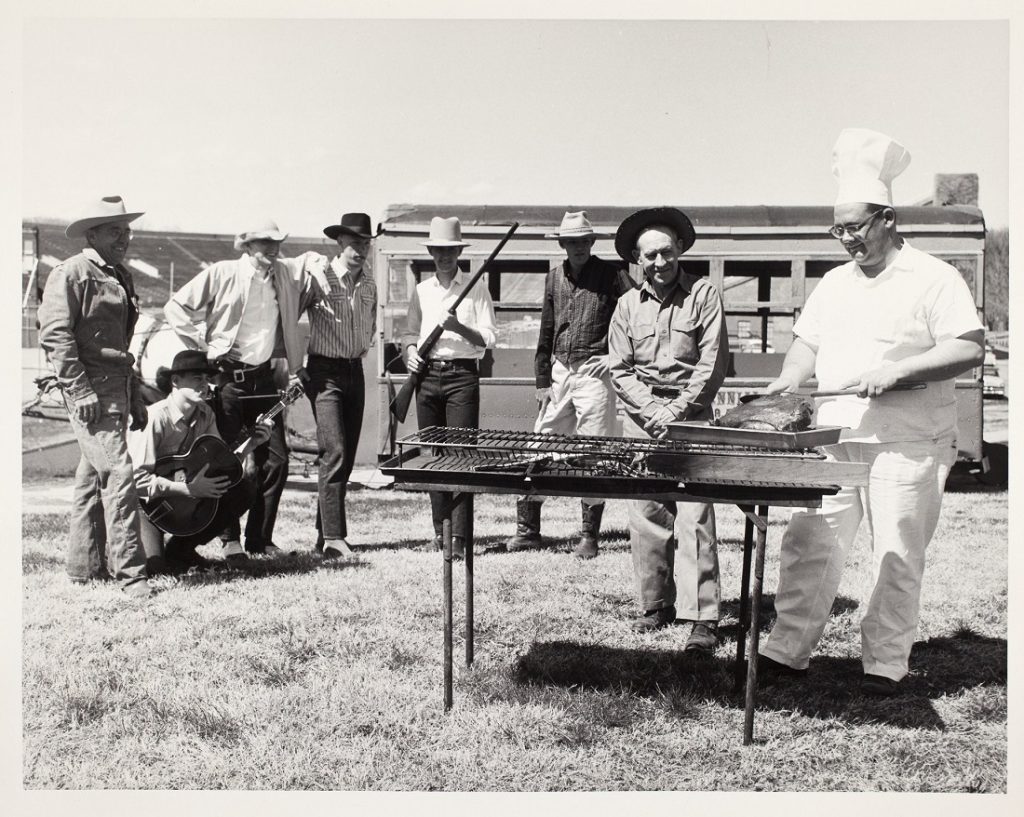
left=718, top=593, right=859, bottom=641
left=169, top=551, right=369, bottom=587
left=511, top=626, right=1005, bottom=733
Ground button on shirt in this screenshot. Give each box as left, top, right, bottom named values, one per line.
left=307, top=257, right=377, bottom=359
left=608, top=272, right=729, bottom=421
left=403, top=272, right=498, bottom=360
left=535, top=255, right=633, bottom=388
left=795, top=242, right=984, bottom=442
left=128, top=397, right=221, bottom=499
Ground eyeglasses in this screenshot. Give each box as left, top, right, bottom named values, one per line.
left=828, top=209, right=884, bottom=239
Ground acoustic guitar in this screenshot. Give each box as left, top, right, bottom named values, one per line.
left=141, top=382, right=304, bottom=536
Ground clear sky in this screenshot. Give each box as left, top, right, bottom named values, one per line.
left=20, top=8, right=1010, bottom=236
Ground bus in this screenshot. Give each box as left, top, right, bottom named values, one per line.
left=360, top=203, right=987, bottom=470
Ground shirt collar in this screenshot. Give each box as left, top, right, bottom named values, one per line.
left=331, top=255, right=365, bottom=283
left=83, top=247, right=115, bottom=271
left=431, top=271, right=463, bottom=291
left=242, top=254, right=275, bottom=282
left=638, top=269, right=693, bottom=302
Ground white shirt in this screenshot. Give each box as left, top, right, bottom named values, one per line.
left=233, top=267, right=279, bottom=364
left=404, top=272, right=498, bottom=360
left=794, top=242, right=983, bottom=442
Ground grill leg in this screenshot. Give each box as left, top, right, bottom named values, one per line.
left=734, top=507, right=755, bottom=692
left=464, top=494, right=474, bottom=667
left=443, top=511, right=453, bottom=712
left=743, top=505, right=769, bottom=745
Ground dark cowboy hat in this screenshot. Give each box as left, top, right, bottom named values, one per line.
left=614, top=207, right=696, bottom=262
left=324, top=212, right=379, bottom=241
left=155, top=350, right=218, bottom=395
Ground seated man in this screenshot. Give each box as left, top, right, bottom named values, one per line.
left=128, top=350, right=271, bottom=572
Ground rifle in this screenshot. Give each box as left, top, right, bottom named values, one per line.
left=389, top=221, right=520, bottom=422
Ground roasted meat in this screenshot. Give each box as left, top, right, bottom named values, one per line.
left=715, top=393, right=814, bottom=432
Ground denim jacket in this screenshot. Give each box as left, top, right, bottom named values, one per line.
left=38, top=250, right=140, bottom=403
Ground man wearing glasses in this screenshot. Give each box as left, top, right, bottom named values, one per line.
left=757, top=129, right=985, bottom=696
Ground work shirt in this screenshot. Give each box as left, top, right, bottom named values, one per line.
left=38, top=248, right=141, bottom=401
left=608, top=272, right=729, bottom=422
left=403, top=271, right=498, bottom=360
left=795, top=241, right=984, bottom=443
left=164, top=254, right=320, bottom=372
left=535, top=255, right=634, bottom=388
left=232, top=270, right=280, bottom=365
left=128, top=397, right=221, bottom=500
left=306, top=256, right=377, bottom=359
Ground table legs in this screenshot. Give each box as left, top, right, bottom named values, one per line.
left=441, top=491, right=474, bottom=712
left=740, top=505, right=769, bottom=745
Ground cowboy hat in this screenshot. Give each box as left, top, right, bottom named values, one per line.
left=614, top=207, right=696, bottom=262
left=65, top=196, right=144, bottom=239
left=154, top=350, right=218, bottom=395
left=420, top=216, right=471, bottom=248
left=324, top=212, right=379, bottom=241
left=234, top=219, right=289, bottom=251
left=544, top=210, right=608, bottom=239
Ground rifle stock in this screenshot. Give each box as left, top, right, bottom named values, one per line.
left=388, top=221, right=520, bottom=423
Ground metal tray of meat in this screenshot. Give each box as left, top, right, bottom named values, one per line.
left=664, top=422, right=845, bottom=450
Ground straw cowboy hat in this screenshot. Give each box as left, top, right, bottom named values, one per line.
left=234, top=218, right=289, bottom=251
left=420, top=216, right=471, bottom=248
left=614, top=206, right=696, bottom=262
left=65, top=196, right=144, bottom=239
left=324, top=212, right=379, bottom=241
left=154, top=350, right=218, bottom=395
left=544, top=210, right=608, bottom=239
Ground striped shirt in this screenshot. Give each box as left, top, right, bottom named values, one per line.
left=306, top=257, right=377, bottom=359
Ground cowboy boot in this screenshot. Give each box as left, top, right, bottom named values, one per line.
left=506, top=499, right=542, bottom=551
left=574, top=501, right=603, bottom=559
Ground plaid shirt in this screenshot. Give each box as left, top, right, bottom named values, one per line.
left=534, top=255, right=634, bottom=388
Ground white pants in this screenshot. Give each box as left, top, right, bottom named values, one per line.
left=761, top=435, right=957, bottom=681
left=528, top=356, right=616, bottom=508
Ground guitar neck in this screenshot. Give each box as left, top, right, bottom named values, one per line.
left=232, top=382, right=305, bottom=456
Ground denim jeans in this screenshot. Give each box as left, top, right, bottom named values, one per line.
left=305, top=355, right=365, bottom=541
left=65, top=376, right=148, bottom=588
left=415, top=362, right=479, bottom=540
left=213, top=369, right=289, bottom=550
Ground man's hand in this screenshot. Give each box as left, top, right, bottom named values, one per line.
left=74, top=392, right=101, bottom=425
left=293, top=367, right=311, bottom=386
left=535, top=387, right=552, bottom=412
left=440, top=313, right=464, bottom=334
left=187, top=463, right=230, bottom=499
left=765, top=371, right=804, bottom=395
left=643, top=405, right=678, bottom=439
left=251, top=420, right=273, bottom=448
left=839, top=366, right=903, bottom=398
left=406, top=346, right=426, bottom=374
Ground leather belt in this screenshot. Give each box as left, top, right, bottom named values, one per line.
left=649, top=385, right=682, bottom=399
left=216, top=358, right=272, bottom=383
left=426, top=358, right=477, bottom=372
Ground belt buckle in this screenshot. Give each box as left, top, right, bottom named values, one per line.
left=232, top=368, right=246, bottom=384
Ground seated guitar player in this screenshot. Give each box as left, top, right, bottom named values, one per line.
left=128, top=350, right=272, bottom=573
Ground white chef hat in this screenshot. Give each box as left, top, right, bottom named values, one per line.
left=831, top=128, right=912, bottom=206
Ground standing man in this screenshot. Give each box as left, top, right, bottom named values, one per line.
left=128, top=350, right=271, bottom=572
left=164, top=219, right=321, bottom=560
left=506, top=211, right=634, bottom=558
left=38, top=196, right=153, bottom=598
left=758, top=129, right=985, bottom=696
left=608, top=207, right=729, bottom=651
left=304, top=213, right=379, bottom=559
left=403, top=217, right=498, bottom=559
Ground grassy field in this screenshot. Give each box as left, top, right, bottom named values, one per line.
left=21, top=471, right=1007, bottom=792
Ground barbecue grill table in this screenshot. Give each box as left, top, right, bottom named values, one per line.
left=381, top=425, right=869, bottom=746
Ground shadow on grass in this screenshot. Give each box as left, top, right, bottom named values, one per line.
left=718, top=593, right=859, bottom=641
left=169, top=551, right=369, bottom=587
left=511, top=626, right=1005, bottom=732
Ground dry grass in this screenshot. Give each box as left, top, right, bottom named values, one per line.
left=22, top=475, right=1007, bottom=791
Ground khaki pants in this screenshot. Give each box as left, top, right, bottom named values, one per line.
left=761, top=435, right=958, bottom=681
left=622, top=408, right=720, bottom=621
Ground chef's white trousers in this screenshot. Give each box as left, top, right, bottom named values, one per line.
left=761, top=435, right=958, bottom=681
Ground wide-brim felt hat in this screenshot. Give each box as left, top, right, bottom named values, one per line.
left=65, top=196, right=144, bottom=239
left=324, top=212, right=379, bottom=241
left=420, top=216, right=471, bottom=247
left=614, top=207, right=696, bottom=262
left=157, top=350, right=219, bottom=378
left=234, top=219, right=288, bottom=251
left=544, top=210, right=609, bottom=239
